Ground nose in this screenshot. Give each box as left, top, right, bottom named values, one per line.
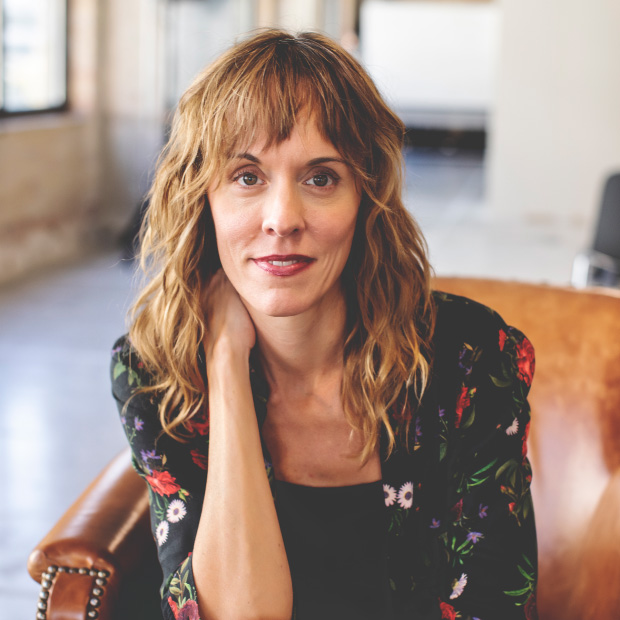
left=262, top=180, right=305, bottom=237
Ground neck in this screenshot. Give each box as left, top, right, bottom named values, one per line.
left=249, top=291, right=348, bottom=392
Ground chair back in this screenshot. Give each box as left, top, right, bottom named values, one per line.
left=593, top=172, right=620, bottom=261
left=434, top=277, right=620, bottom=620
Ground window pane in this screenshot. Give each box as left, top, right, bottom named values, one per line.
left=3, top=0, right=66, bottom=112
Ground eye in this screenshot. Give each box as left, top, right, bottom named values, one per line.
left=305, top=172, right=338, bottom=188
left=235, top=172, right=260, bottom=187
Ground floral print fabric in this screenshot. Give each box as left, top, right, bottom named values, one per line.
left=111, top=291, right=538, bottom=620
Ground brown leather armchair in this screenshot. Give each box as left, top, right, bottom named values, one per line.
left=28, top=278, right=620, bottom=620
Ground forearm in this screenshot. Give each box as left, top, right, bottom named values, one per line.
left=193, top=346, right=293, bottom=620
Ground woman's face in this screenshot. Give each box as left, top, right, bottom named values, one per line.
left=207, top=115, right=361, bottom=320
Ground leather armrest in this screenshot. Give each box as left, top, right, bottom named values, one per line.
left=28, top=448, right=159, bottom=620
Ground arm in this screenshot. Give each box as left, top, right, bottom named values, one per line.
left=438, top=305, right=537, bottom=620
left=194, top=270, right=292, bottom=619
left=193, top=344, right=292, bottom=619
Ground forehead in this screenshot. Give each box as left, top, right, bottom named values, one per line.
left=231, top=115, right=343, bottom=161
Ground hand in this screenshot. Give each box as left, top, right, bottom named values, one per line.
left=202, top=270, right=256, bottom=363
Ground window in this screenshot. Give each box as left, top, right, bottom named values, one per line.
left=0, top=0, right=67, bottom=115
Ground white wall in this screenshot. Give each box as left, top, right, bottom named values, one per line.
left=360, top=0, right=500, bottom=128
left=488, top=0, right=620, bottom=231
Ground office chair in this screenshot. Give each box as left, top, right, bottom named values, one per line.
left=572, top=172, right=620, bottom=288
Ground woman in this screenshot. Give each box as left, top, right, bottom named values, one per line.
left=112, top=29, right=537, bottom=620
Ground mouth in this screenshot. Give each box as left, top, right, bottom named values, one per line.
left=267, top=259, right=301, bottom=267
left=253, top=254, right=315, bottom=276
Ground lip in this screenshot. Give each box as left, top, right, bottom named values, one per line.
left=252, top=254, right=315, bottom=276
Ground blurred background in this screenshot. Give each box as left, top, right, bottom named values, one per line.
left=1, top=0, right=619, bottom=616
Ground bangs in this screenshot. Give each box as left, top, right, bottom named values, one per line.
left=201, top=32, right=375, bottom=175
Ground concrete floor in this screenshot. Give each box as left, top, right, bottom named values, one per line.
left=0, top=148, right=588, bottom=618
left=0, top=253, right=137, bottom=618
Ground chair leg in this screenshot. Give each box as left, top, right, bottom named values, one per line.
left=571, top=253, right=592, bottom=288
left=572, top=251, right=619, bottom=288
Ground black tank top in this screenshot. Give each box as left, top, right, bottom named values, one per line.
left=274, top=478, right=394, bottom=620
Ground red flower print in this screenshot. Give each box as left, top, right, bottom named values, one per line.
left=515, top=338, right=535, bottom=386
left=186, top=414, right=209, bottom=436
left=524, top=591, right=539, bottom=620
left=168, top=597, right=179, bottom=619
left=191, top=449, right=208, bottom=470
left=455, top=387, right=475, bottom=428
left=508, top=502, right=516, bottom=513
left=177, top=600, right=200, bottom=620
left=522, top=421, right=531, bottom=459
left=146, top=470, right=181, bottom=496
left=451, top=498, right=463, bottom=522
left=499, top=329, right=507, bottom=351
left=439, top=599, right=457, bottom=620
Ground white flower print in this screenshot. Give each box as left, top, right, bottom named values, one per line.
left=383, top=484, right=396, bottom=507
left=450, top=573, right=468, bottom=600
left=397, top=481, right=414, bottom=509
left=156, top=520, right=169, bottom=546
left=506, top=418, right=519, bottom=436
left=167, top=499, right=187, bottom=523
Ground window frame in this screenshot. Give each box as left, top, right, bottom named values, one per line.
left=0, top=0, right=69, bottom=118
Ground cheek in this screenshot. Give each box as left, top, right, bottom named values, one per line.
left=211, top=209, right=254, bottom=255
left=325, top=208, right=359, bottom=249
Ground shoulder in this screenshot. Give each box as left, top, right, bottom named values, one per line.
left=110, top=334, right=155, bottom=403
left=432, top=290, right=510, bottom=347
left=431, top=289, right=535, bottom=390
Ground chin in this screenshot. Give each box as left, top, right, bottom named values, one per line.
left=257, top=301, right=311, bottom=319
left=246, top=291, right=314, bottom=319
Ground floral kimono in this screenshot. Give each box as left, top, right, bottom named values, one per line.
left=111, top=291, right=538, bottom=620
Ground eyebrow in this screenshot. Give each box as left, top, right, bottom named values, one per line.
left=233, top=153, right=350, bottom=167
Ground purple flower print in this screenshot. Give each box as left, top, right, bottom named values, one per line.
left=479, top=504, right=488, bottom=519
left=414, top=417, right=422, bottom=443
left=134, top=417, right=144, bottom=431
left=458, top=346, right=474, bottom=376
left=430, top=518, right=441, bottom=529
left=467, top=531, right=483, bottom=544
left=140, top=449, right=161, bottom=462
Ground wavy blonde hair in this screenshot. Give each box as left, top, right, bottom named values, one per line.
left=130, top=29, right=435, bottom=461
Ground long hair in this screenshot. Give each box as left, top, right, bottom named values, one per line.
left=129, top=29, right=435, bottom=461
